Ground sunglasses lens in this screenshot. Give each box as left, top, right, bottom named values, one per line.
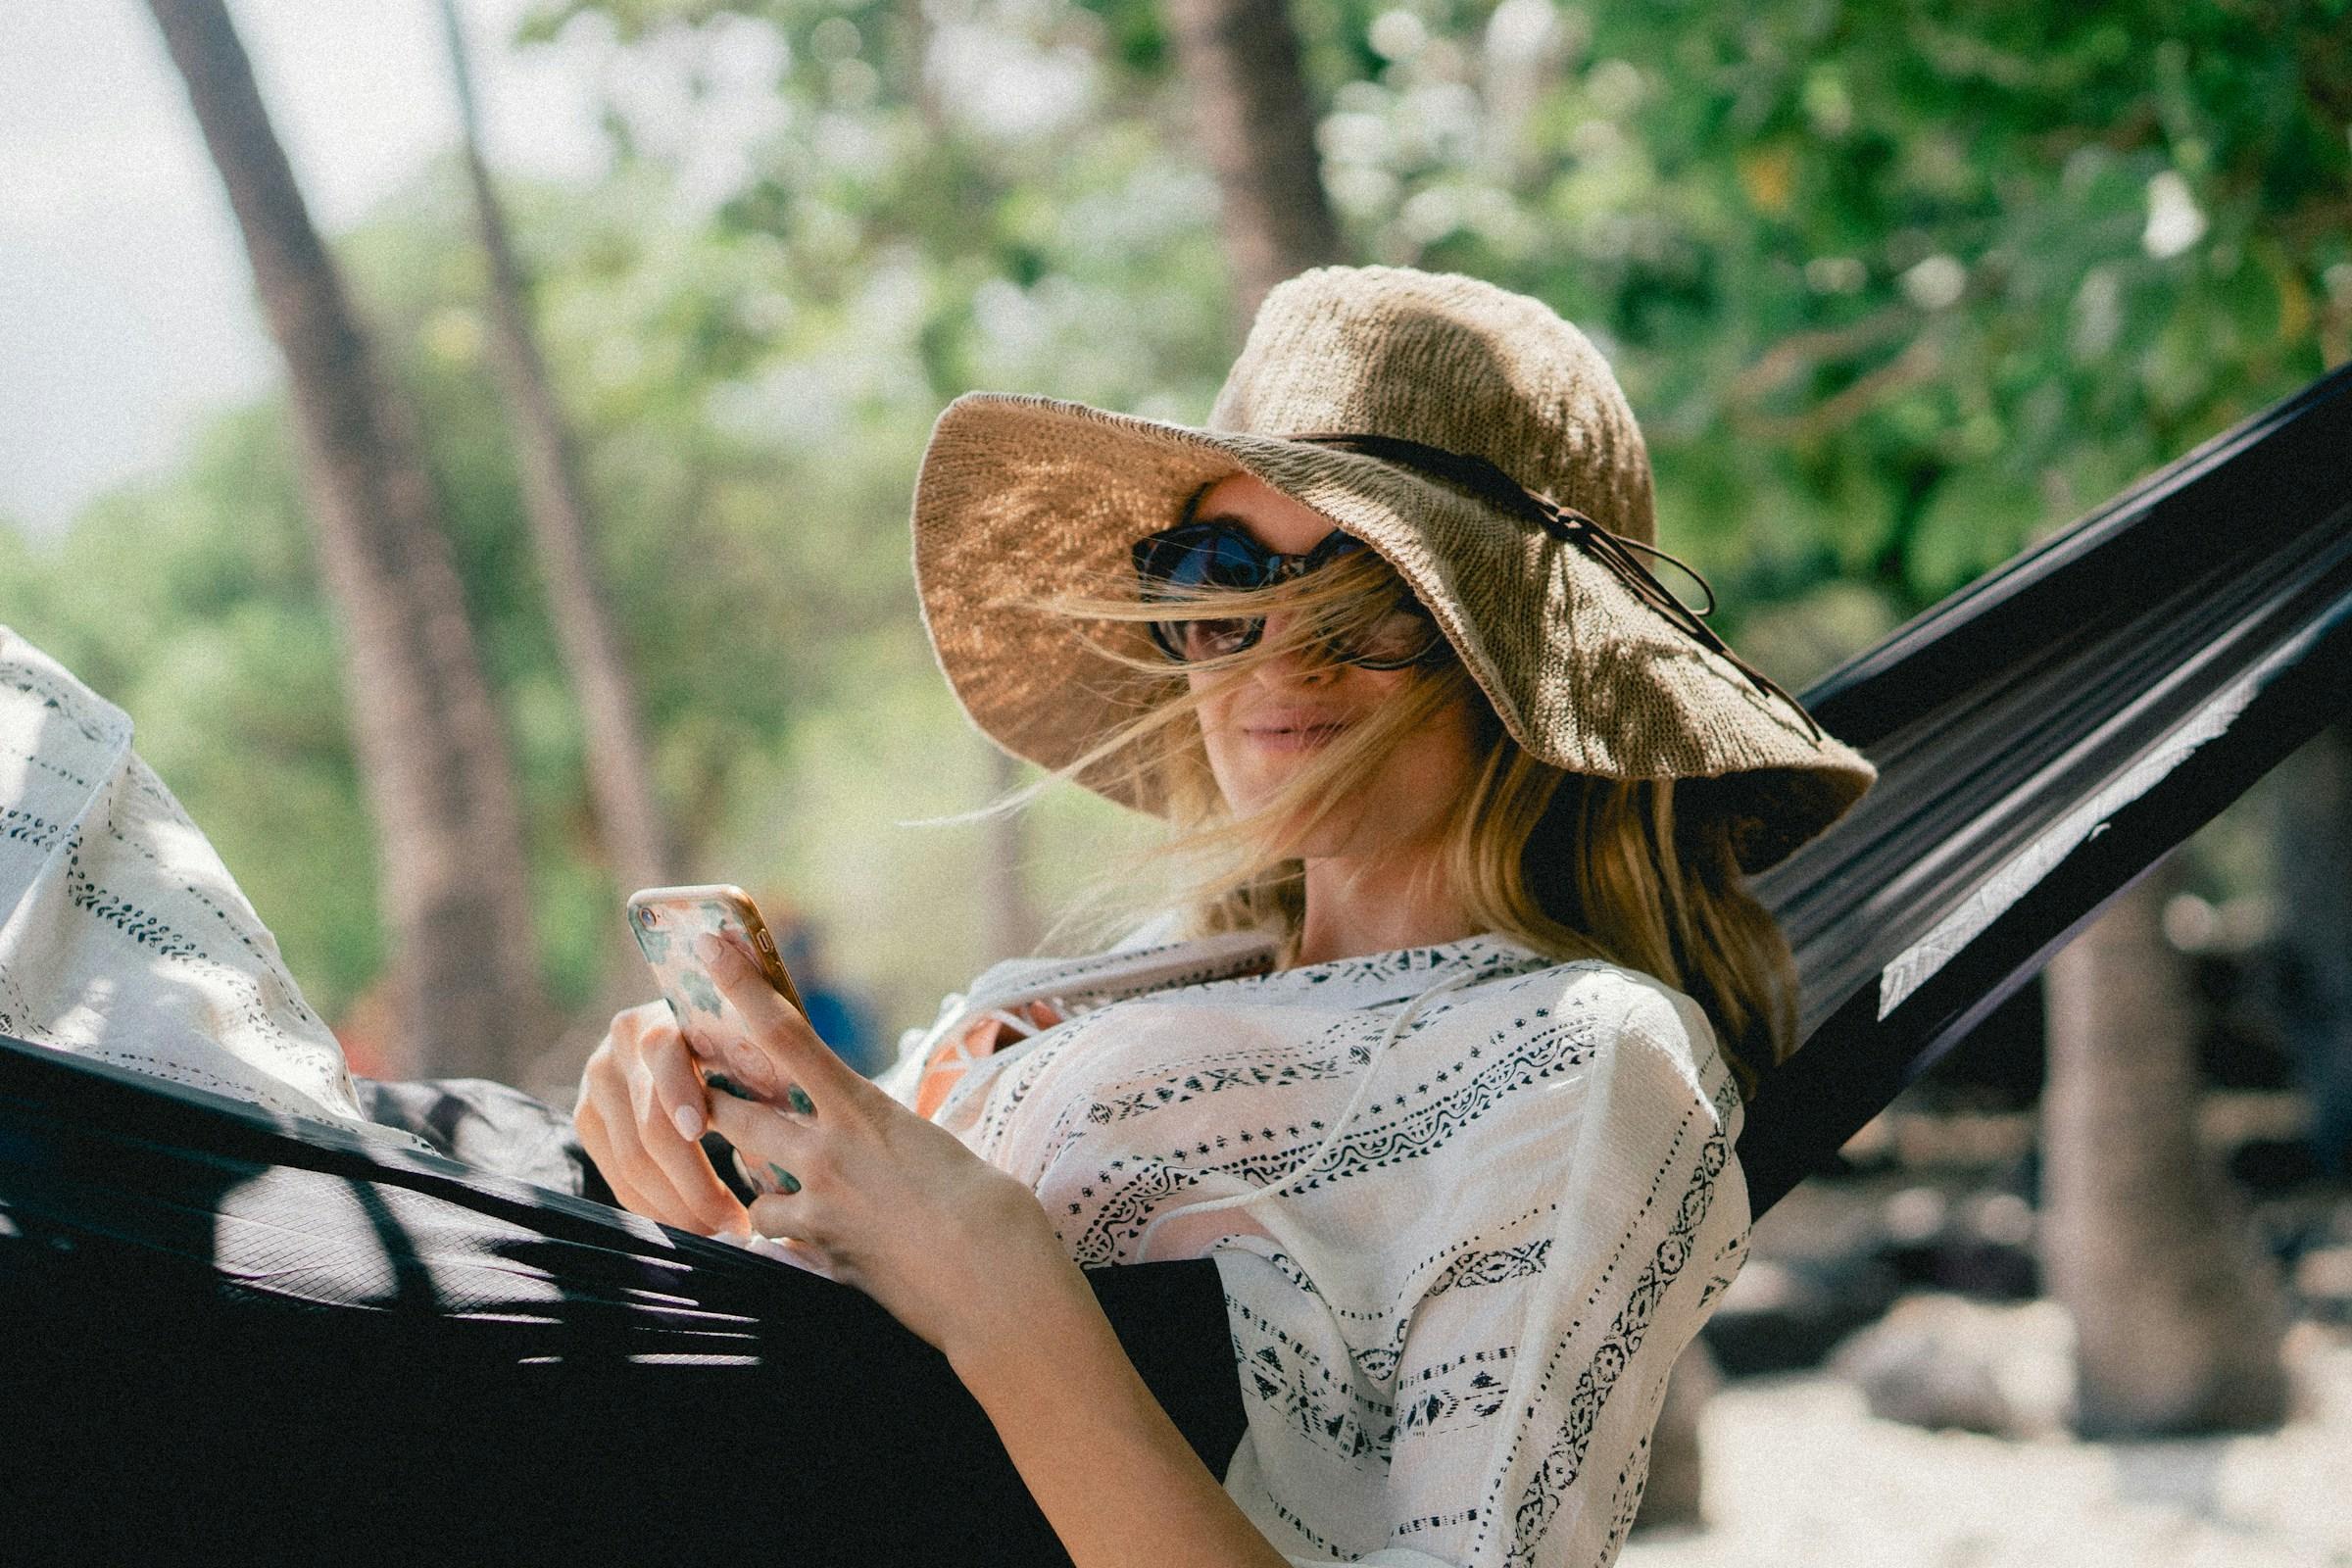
left=1172, top=616, right=1262, bottom=662
left=1139, top=524, right=1266, bottom=664
left=1306, top=596, right=1443, bottom=668
left=1136, top=523, right=1438, bottom=667
left=1339, top=606, right=1443, bottom=667
left=1138, top=525, right=1260, bottom=594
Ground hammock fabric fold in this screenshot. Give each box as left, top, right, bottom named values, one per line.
left=3, top=363, right=2346, bottom=1558
left=1740, top=359, right=2352, bottom=1212
left=0, top=1034, right=1242, bottom=1562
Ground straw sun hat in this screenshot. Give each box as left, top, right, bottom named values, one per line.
left=910, top=265, right=1876, bottom=873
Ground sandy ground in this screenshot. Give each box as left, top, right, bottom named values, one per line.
left=1620, top=1329, right=2352, bottom=1568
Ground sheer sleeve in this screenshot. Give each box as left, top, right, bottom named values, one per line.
left=1225, top=981, right=1751, bottom=1568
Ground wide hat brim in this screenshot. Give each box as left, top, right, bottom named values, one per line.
left=910, top=390, right=1876, bottom=873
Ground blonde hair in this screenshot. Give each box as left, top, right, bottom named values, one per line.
left=992, top=501, right=1798, bottom=1097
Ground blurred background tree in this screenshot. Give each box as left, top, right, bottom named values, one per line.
left=439, top=0, right=680, bottom=907
left=0, top=0, right=2342, bottom=1097
left=141, top=0, right=551, bottom=1083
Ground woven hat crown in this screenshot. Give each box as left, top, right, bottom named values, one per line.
left=1204, top=267, right=1658, bottom=547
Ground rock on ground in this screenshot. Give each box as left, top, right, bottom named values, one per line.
left=1829, top=1293, right=2075, bottom=1438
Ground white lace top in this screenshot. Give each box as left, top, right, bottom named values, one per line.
left=880, top=924, right=1752, bottom=1568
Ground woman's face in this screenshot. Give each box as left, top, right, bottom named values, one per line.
left=1178, top=472, right=1482, bottom=860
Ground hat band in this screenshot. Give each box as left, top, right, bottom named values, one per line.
left=1287, top=430, right=1824, bottom=744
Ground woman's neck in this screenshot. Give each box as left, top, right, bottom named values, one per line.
left=1288, top=849, right=1483, bottom=968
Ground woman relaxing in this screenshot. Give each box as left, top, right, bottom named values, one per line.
left=570, top=263, right=1876, bottom=1565
left=0, top=264, right=1871, bottom=1566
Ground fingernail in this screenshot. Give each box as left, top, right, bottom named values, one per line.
left=705, top=1072, right=758, bottom=1102
left=672, top=1103, right=705, bottom=1142
left=786, top=1086, right=815, bottom=1116
left=766, top=1163, right=802, bottom=1195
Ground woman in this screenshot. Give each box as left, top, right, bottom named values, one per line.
left=576, top=265, right=1876, bottom=1567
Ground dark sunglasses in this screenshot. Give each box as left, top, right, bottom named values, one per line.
left=1130, top=520, right=1445, bottom=669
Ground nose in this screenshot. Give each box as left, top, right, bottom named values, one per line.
left=1251, top=611, right=1340, bottom=685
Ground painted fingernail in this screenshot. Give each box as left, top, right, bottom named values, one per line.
left=766, top=1163, right=802, bottom=1195
left=672, top=1103, right=705, bottom=1142
left=705, top=1072, right=758, bottom=1102
left=786, top=1086, right=815, bottom=1116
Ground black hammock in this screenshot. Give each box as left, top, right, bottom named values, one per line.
left=5, top=363, right=2348, bottom=1562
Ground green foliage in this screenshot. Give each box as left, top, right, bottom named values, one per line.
left=5, top=0, right=2339, bottom=1054
left=1403, top=0, right=2337, bottom=616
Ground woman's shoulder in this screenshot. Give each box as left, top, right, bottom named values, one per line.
left=1472, top=939, right=1691, bottom=1019
left=1493, top=950, right=1737, bottom=1107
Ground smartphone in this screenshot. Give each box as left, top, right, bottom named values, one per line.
left=625, top=884, right=809, bottom=1042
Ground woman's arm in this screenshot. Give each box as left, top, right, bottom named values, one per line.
left=943, top=1260, right=1291, bottom=1568
left=689, top=932, right=1288, bottom=1567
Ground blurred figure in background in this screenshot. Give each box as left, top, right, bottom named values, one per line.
left=763, top=901, right=884, bottom=1077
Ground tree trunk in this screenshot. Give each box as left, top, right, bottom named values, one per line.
left=437, top=0, right=676, bottom=896
left=1630, top=1339, right=1718, bottom=1532
left=149, top=0, right=547, bottom=1080
left=2040, top=855, right=2289, bottom=1436
left=2270, top=719, right=2352, bottom=1176
left=1162, top=0, right=1346, bottom=323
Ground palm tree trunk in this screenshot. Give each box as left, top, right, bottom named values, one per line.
left=1631, top=1340, right=1718, bottom=1531
left=2271, top=720, right=2352, bottom=1175
left=148, top=0, right=547, bottom=1080
left=2040, top=854, right=2289, bottom=1436
left=1162, top=0, right=1346, bottom=322
left=437, top=0, right=676, bottom=895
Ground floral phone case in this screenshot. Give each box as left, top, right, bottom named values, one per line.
left=625, top=884, right=808, bottom=1042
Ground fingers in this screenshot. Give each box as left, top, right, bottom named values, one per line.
left=705, top=1087, right=820, bottom=1189
left=694, top=933, right=859, bottom=1101
left=635, top=1089, right=744, bottom=1233
left=709, top=1093, right=827, bottom=1257
left=576, top=1093, right=699, bottom=1229
left=747, top=1193, right=819, bottom=1248
left=640, top=1024, right=710, bottom=1144
left=579, top=1025, right=744, bottom=1237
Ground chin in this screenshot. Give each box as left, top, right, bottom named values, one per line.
left=1208, top=746, right=1460, bottom=861
left=1254, top=801, right=1393, bottom=861
left=1219, top=786, right=1339, bottom=856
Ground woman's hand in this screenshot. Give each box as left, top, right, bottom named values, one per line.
left=573, top=999, right=748, bottom=1239
left=690, top=932, right=1088, bottom=1357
